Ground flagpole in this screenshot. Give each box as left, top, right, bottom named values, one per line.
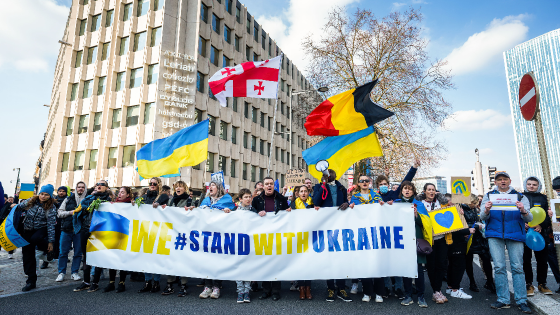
left=267, top=54, right=284, bottom=176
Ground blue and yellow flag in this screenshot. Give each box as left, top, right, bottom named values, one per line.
left=136, top=119, right=209, bottom=179
left=19, top=183, right=35, bottom=200
left=302, top=126, right=383, bottom=180
left=87, top=211, right=130, bottom=252
left=413, top=199, right=433, bottom=246
left=0, top=207, right=30, bottom=251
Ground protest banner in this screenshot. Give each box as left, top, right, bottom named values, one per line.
left=450, top=177, right=471, bottom=204
left=86, top=203, right=417, bottom=281
left=489, top=194, right=518, bottom=210
left=286, top=169, right=305, bottom=187
left=427, top=205, right=467, bottom=236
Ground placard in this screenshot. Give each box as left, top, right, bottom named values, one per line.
left=489, top=194, right=518, bottom=211
left=427, top=205, right=468, bottom=236
left=553, top=223, right=560, bottom=244
left=450, top=177, right=471, bottom=204
left=286, top=169, right=305, bottom=187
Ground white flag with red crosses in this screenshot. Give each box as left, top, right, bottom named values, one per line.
left=208, top=55, right=282, bottom=107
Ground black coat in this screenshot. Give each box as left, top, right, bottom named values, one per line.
left=312, top=181, right=347, bottom=207
left=61, top=195, right=78, bottom=233
left=462, top=204, right=489, bottom=255
left=0, top=202, right=12, bottom=224
left=523, top=191, right=551, bottom=243
left=140, top=191, right=169, bottom=205
left=252, top=191, right=289, bottom=214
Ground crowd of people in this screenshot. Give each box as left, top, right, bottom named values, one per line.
left=4, top=163, right=560, bottom=314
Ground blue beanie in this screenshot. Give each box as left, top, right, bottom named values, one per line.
left=57, top=186, right=68, bottom=194
left=39, top=184, right=54, bottom=196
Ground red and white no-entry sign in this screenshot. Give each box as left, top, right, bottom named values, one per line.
left=518, top=72, right=540, bottom=121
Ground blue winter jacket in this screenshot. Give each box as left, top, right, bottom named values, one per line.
left=480, top=186, right=532, bottom=242
left=200, top=194, right=236, bottom=210
left=350, top=189, right=382, bottom=205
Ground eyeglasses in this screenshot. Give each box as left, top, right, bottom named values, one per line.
left=359, top=179, right=370, bottom=183
left=96, top=182, right=107, bottom=187
left=149, top=182, right=158, bottom=186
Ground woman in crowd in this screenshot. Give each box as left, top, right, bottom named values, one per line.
left=291, top=185, right=314, bottom=300
left=73, top=180, right=112, bottom=293
left=396, top=181, right=428, bottom=308
left=102, top=186, right=133, bottom=293
left=195, top=180, right=235, bottom=299
left=444, top=201, right=472, bottom=299
left=158, top=181, right=191, bottom=297
left=462, top=194, right=495, bottom=294
left=20, top=184, right=58, bottom=292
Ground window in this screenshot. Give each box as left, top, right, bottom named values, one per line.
left=243, top=163, right=248, bottom=180
left=208, top=115, right=216, bottom=136
left=212, top=14, right=220, bottom=34
left=119, top=37, right=129, bottom=55
left=210, top=46, right=219, bottom=66
left=133, top=32, right=147, bottom=52
left=219, top=155, right=227, bottom=174
left=231, top=159, right=236, bottom=178
left=79, top=19, right=87, bottom=36
left=70, top=83, right=79, bottom=101
left=126, top=105, right=140, bottom=127
left=234, top=35, right=240, bottom=52
left=147, top=64, right=158, bottom=84
left=222, top=55, right=231, bottom=67
left=259, top=139, right=264, bottom=154
left=83, top=0, right=89, bottom=5
left=244, top=102, right=249, bottom=118
left=206, top=153, right=215, bottom=172
left=97, top=76, right=106, bottom=95
left=198, top=37, right=206, bottom=56
left=107, top=147, right=117, bottom=168
left=281, top=101, right=284, bottom=115
left=252, top=107, right=257, bottom=123
left=111, top=109, right=122, bottom=128
left=235, top=6, right=241, bottom=23
left=82, top=80, right=93, bottom=98
left=115, top=71, right=125, bottom=91
left=251, top=165, right=256, bottom=182
left=101, top=42, right=110, bottom=60
left=194, top=109, right=202, bottom=123
left=268, top=40, right=272, bottom=56
left=123, top=3, right=132, bottom=21
left=61, top=153, right=70, bottom=172
left=130, top=67, right=143, bottom=88
left=74, top=151, right=85, bottom=171
left=243, top=132, right=248, bottom=149
left=275, top=147, right=279, bottom=161
left=200, top=3, right=208, bottom=23
left=268, top=117, right=271, bottom=131
left=262, top=33, right=266, bottom=49
left=251, top=136, right=256, bottom=152
left=281, top=79, right=285, bottom=91
left=150, top=27, right=162, bottom=47
left=253, top=52, right=258, bottom=62
left=74, top=50, right=83, bottom=68
left=89, top=149, right=98, bottom=169
left=144, top=103, right=154, bottom=124
left=254, top=25, right=258, bottom=41
left=154, top=0, right=163, bottom=11
left=224, top=25, right=231, bottom=43
left=122, top=145, right=135, bottom=167
left=93, top=112, right=102, bottom=132
left=77, top=115, right=89, bottom=134
left=246, top=16, right=251, bottom=34
left=226, top=0, right=233, bottom=14
left=91, top=14, right=101, bottom=32
left=232, top=98, right=238, bottom=112
left=219, top=121, right=228, bottom=140
left=281, top=149, right=285, bottom=163
left=231, top=126, right=237, bottom=144
left=281, top=174, right=285, bottom=188
left=245, top=45, right=250, bottom=61
left=260, top=168, right=265, bottom=181
left=260, top=113, right=265, bottom=127
left=65, top=117, right=74, bottom=136
left=137, top=0, right=150, bottom=17
left=87, top=46, right=97, bottom=64
left=197, top=72, right=204, bottom=93
left=105, top=10, right=114, bottom=27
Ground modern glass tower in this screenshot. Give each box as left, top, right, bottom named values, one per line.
left=504, top=29, right=560, bottom=184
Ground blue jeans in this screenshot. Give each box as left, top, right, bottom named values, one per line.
left=384, top=277, right=404, bottom=291
left=57, top=231, right=82, bottom=274
left=488, top=238, right=527, bottom=305
left=145, top=273, right=161, bottom=282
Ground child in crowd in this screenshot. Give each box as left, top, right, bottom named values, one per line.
left=235, top=188, right=258, bottom=303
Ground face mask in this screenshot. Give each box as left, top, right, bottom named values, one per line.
left=380, top=185, right=389, bottom=194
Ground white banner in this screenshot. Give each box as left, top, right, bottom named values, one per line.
left=87, top=203, right=417, bottom=281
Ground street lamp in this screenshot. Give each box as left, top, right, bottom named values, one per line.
left=13, top=168, right=20, bottom=196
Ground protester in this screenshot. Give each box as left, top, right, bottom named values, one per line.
left=252, top=177, right=291, bottom=301
left=235, top=188, right=257, bottom=303
left=0, top=195, right=15, bottom=258
left=253, top=181, right=263, bottom=198
left=311, top=169, right=352, bottom=302
left=522, top=176, right=552, bottom=296
left=40, top=186, right=68, bottom=270
left=291, top=185, right=314, bottom=300
left=480, top=171, right=533, bottom=313
left=375, top=159, right=420, bottom=202
left=161, top=185, right=172, bottom=198
left=444, top=206, right=472, bottom=300
left=73, top=180, right=113, bottom=293
left=56, top=181, right=86, bottom=282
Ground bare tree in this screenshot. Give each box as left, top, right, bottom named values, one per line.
left=302, top=7, right=453, bottom=182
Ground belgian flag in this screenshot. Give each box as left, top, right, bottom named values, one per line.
left=304, top=80, right=394, bottom=136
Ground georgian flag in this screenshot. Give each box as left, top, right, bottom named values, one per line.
left=208, top=55, right=281, bottom=107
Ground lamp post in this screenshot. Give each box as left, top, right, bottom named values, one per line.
left=13, top=168, right=20, bottom=196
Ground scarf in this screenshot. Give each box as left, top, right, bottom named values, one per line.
left=116, top=197, right=132, bottom=203
left=294, top=197, right=313, bottom=209
left=353, top=191, right=373, bottom=204
left=172, top=192, right=189, bottom=206
left=147, top=190, right=158, bottom=197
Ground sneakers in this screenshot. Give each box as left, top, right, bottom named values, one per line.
left=74, top=282, right=90, bottom=292
left=527, top=284, right=535, bottom=296
left=432, top=291, right=445, bottom=304
left=450, top=288, right=472, bottom=299
left=199, top=287, right=212, bottom=299
left=440, top=292, right=448, bottom=302
left=401, top=296, right=414, bottom=305
left=103, top=282, right=115, bottom=293
left=290, top=281, right=299, bottom=291
left=138, top=281, right=152, bottom=293
left=116, top=282, right=126, bottom=293
left=237, top=293, right=244, bottom=304
left=518, top=303, right=533, bottom=314
left=351, top=283, right=359, bottom=294
left=8, top=253, right=13, bottom=259
left=243, top=292, right=251, bottom=303
left=395, top=288, right=405, bottom=299
left=362, top=294, right=371, bottom=302
left=22, top=283, right=36, bottom=292
left=35, top=250, right=47, bottom=262
left=538, top=284, right=553, bottom=295
left=337, top=289, right=352, bottom=302
left=326, top=289, right=335, bottom=302
left=151, top=281, right=160, bottom=293
left=71, top=273, right=82, bottom=281
left=88, top=283, right=99, bottom=292
left=490, top=301, right=511, bottom=309
left=211, top=286, right=220, bottom=299
left=418, top=296, right=428, bottom=308
left=177, top=285, right=187, bottom=297
left=56, top=273, right=65, bottom=282
left=375, top=295, right=383, bottom=303
left=445, top=288, right=452, bottom=295
left=382, top=287, right=390, bottom=298
left=161, top=283, right=174, bottom=295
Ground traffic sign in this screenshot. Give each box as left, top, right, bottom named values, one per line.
left=518, top=72, right=540, bottom=121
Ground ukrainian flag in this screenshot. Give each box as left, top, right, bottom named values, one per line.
left=0, top=207, right=30, bottom=251
left=302, top=126, right=383, bottom=181
left=413, top=199, right=433, bottom=246
left=304, top=80, right=394, bottom=136
left=136, top=119, right=209, bottom=179
left=87, top=211, right=130, bottom=252
left=19, top=183, right=35, bottom=200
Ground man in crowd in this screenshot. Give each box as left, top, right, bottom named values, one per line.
left=480, top=171, right=532, bottom=314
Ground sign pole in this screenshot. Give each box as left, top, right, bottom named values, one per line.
left=267, top=54, right=284, bottom=176
left=534, top=109, right=554, bottom=201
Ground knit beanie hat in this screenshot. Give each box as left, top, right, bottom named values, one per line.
left=58, top=186, right=68, bottom=194
left=553, top=176, right=560, bottom=190
left=39, top=184, right=54, bottom=196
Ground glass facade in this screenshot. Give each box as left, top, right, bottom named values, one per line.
left=504, top=29, right=560, bottom=182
